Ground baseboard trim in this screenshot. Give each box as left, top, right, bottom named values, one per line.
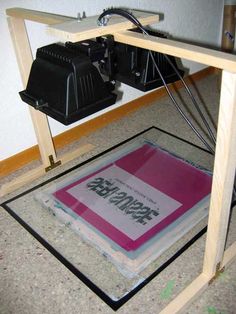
left=0, top=66, right=216, bottom=177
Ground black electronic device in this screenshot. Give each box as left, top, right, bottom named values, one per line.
left=98, top=29, right=184, bottom=91
left=20, top=43, right=116, bottom=125
left=19, top=29, right=184, bottom=125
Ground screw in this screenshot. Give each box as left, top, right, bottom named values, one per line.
left=77, top=12, right=82, bottom=22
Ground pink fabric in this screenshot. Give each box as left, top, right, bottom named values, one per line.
left=53, top=144, right=212, bottom=251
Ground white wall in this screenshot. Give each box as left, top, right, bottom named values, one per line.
left=0, top=0, right=224, bottom=161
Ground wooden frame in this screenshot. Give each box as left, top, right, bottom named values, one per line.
left=3, top=7, right=236, bottom=313
left=221, top=4, right=236, bottom=53
left=0, top=10, right=94, bottom=197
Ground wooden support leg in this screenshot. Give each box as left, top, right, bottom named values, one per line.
left=7, top=16, right=57, bottom=167
left=159, top=274, right=210, bottom=314
left=158, top=70, right=236, bottom=314
left=0, top=17, right=94, bottom=197
left=203, top=70, right=236, bottom=277
left=222, top=5, right=236, bottom=53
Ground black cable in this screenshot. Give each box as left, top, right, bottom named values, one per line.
left=98, top=8, right=236, bottom=205
left=98, top=7, right=236, bottom=206
left=136, top=16, right=236, bottom=202
left=98, top=8, right=215, bottom=153
left=163, top=54, right=216, bottom=145
left=147, top=50, right=215, bottom=153
left=98, top=8, right=143, bottom=28
left=124, top=16, right=217, bottom=147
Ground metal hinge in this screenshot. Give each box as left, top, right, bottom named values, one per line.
left=209, top=262, right=225, bottom=285
left=45, top=155, right=61, bottom=172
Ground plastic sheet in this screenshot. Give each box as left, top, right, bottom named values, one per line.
left=2, top=127, right=214, bottom=309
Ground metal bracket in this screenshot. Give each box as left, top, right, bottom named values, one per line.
left=45, top=155, right=62, bottom=172
left=209, top=262, right=225, bottom=285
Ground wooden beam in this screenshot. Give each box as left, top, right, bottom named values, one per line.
left=161, top=237, right=236, bottom=314
left=221, top=5, right=236, bottom=53
left=222, top=241, right=236, bottom=269
left=1, top=11, right=95, bottom=197
left=8, top=16, right=57, bottom=167
left=6, top=7, right=72, bottom=25
left=159, top=237, right=236, bottom=314
left=0, top=166, right=46, bottom=197
left=114, top=31, right=236, bottom=72
left=203, top=70, right=236, bottom=277
left=47, top=11, right=159, bottom=42
left=159, top=273, right=210, bottom=314
left=0, top=144, right=94, bottom=197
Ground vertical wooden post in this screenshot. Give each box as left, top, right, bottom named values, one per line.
left=8, top=16, right=57, bottom=167
left=203, top=70, right=236, bottom=276
left=222, top=5, right=236, bottom=53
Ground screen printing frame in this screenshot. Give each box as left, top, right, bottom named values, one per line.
left=1, top=126, right=212, bottom=310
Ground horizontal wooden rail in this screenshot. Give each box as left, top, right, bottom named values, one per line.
left=114, top=31, right=236, bottom=72
left=47, top=11, right=159, bottom=42
left=7, top=8, right=235, bottom=73
left=6, top=8, right=72, bottom=25
left=159, top=273, right=210, bottom=314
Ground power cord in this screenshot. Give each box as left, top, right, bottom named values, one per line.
left=98, top=8, right=236, bottom=208
left=98, top=8, right=216, bottom=153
